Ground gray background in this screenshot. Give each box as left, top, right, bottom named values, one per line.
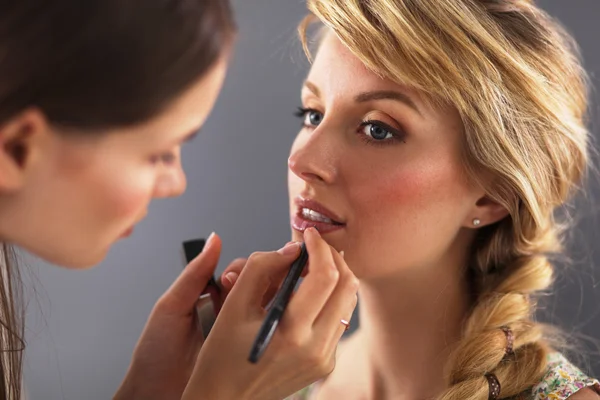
left=20, top=0, right=600, bottom=399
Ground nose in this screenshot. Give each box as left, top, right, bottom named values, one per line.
left=288, top=127, right=338, bottom=184
left=153, top=150, right=187, bottom=198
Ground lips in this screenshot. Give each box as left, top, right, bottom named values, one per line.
left=120, top=226, right=134, bottom=238
left=119, top=212, right=147, bottom=239
left=292, top=197, right=346, bottom=234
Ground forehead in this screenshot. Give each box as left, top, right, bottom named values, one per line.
left=307, top=33, right=400, bottom=93
left=306, top=32, right=461, bottom=123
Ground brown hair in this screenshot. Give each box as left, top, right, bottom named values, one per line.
left=300, top=0, right=589, bottom=398
left=0, top=0, right=235, bottom=398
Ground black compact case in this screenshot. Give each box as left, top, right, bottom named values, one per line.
left=182, top=238, right=222, bottom=339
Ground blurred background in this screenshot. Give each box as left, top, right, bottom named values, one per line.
left=20, top=0, right=600, bottom=398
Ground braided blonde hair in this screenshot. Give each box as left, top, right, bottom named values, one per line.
left=299, top=0, right=590, bottom=398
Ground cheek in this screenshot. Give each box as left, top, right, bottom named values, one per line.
left=57, top=143, right=153, bottom=223
left=104, top=177, right=151, bottom=220
left=99, top=171, right=153, bottom=222
left=348, top=148, right=478, bottom=273
left=350, top=153, right=471, bottom=240
left=381, top=164, right=454, bottom=208
left=78, top=160, right=154, bottom=229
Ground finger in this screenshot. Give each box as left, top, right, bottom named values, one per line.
left=284, top=241, right=309, bottom=278
left=260, top=271, right=288, bottom=308
left=312, top=248, right=359, bottom=342
left=157, top=233, right=221, bottom=314
left=258, top=241, right=309, bottom=307
left=284, top=228, right=340, bottom=328
left=219, top=258, right=247, bottom=295
left=222, top=258, right=291, bottom=308
left=225, top=242, right=302, bottom=314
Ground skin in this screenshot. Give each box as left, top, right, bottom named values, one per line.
left=287, top=32, right=597, bottom=400
left=0, top=54, right=360, bottom=400
left=0, top=58, right=228, bottom=268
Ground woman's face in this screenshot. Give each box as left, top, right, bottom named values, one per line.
left=288, top=33, right=484, bottom=281
left=0, top=59, right=227, bottom=268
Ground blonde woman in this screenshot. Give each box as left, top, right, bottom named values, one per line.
left=285, top=0, right=600, bottom=399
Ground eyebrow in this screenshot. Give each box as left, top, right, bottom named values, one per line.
left=355, top=91, right=421, bottom=116
left=303, top=80, right=422, bottom=116
left=181, top=127, right=201, bottom=143
left=304, top=81, right=321, bottom=98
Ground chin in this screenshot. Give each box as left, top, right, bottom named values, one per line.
left=42, top=247, right=108, bottom=270
left=56, top=257, right=104, bottom=270
left=11, top=235, right=110, bottom=269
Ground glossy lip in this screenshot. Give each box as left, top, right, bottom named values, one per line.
left=119, top=212, right=147, bottom=239
left=120, top=226, right=134, bottom=238
left=292, top=196, right=346, bottom=234
left=294, top=196, right=346, bottom=224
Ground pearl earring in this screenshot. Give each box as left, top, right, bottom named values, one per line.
left=473, top=218, right=481, bottom=226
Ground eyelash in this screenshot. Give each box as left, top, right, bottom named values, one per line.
left=295, top=107, right=406, bottom=146
left=150, top=152, right=176, bottom=165
left=149, top=128, right=202, bottom=166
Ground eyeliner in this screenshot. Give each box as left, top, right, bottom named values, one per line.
left=248, top=242, right=309, bottom=363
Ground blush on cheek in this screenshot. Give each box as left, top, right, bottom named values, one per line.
left=111, top=186, right=148, bottom=219
left=372, top=168, right=434, bottom=208
left=378, top=159, right=467, bottom=208
left=348, top=162, right=469, bottom=275
left=354, top=160, right=467, bottom=237
left=110, top=182, right=150, bottom=222
left=91, top=175, right=153, bottom=237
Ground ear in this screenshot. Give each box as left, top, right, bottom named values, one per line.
left=0, top=108, right=49, bottom=192
left=463, top=194, right=510, bottom=229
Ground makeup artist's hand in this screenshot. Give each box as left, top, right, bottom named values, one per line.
left=183, top=227, right=359, bottom=400
left=114, top=233, right=246, bottom=400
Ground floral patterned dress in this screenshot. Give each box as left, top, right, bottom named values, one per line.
left=286, top=353, right=600, bottom=400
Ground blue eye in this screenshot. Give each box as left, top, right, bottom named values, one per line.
left=362, top=123, right=393, bottom=140
left=295, top=107, right=324, bottom=128
left=358, top=120, right=406, bottom=145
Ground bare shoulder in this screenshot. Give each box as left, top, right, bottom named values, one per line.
left=568, top=388, right=600, bottom=400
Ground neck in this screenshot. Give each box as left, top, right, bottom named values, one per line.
left=349, top=255, right=473, bottom=399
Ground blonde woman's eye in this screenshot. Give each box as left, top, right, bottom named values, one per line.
left=362, top=123, right=394, bottom=140
left=357, top=120, right=407, bottom=146
left=295, top=107, right=324, bottom=128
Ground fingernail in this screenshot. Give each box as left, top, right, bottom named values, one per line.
left=224, top=272, right=238, bottom=286
left=205, top=232, right=216, bottom=248
left=307, top=227, right=321, bottom=237
left=277, top=242, right=300, bottom=256
left=340, top=251, right=345, bottom=259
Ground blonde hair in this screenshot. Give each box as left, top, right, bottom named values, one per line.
left=299, top=0, right=590, bottom=398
